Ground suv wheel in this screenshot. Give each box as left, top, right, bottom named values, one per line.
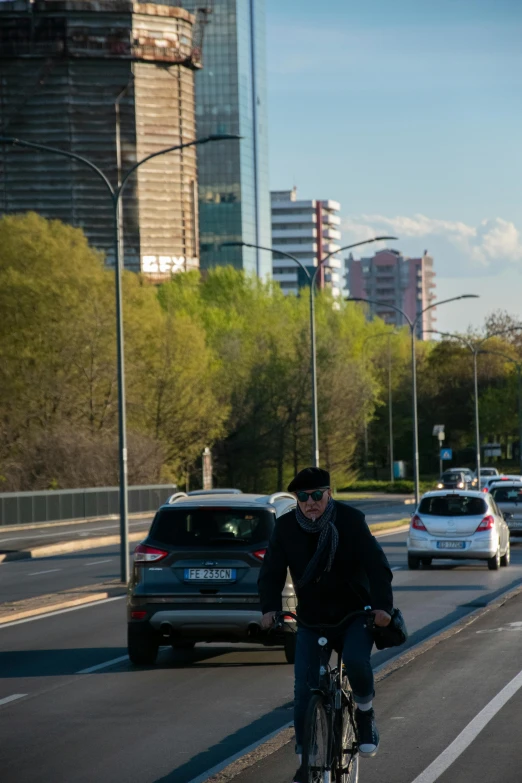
left=284, top=633, right=296, bottom=664
left=421, top=557, right=432, bottom=567
left=407, top=555, right=420, bottom=570
left=128, top=624, right=159, bottom=665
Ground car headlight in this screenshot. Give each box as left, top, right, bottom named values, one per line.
left=457, top=482, right=464, bottom=488
left=437, top=483, right=443, bottom=489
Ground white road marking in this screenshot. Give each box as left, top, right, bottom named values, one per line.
left=391, top=566, right=402, bottom=571
left=28, top=569, right=61, bottom=576
left=0, top=595, right=126, bottom=629
left=84, top=560, right=110, bottom=567
left=77, top=655, right=129, bottom=674
left=0, top=694, right=27, bottom=707
left=410, top=667, right=522, bottom=783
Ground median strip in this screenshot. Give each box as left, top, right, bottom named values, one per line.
left=0, top=579, right=126, bottom=625
left=0, top=529, right=149, bottom=563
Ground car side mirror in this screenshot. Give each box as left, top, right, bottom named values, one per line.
left=504, top=512, right=513, bottom=521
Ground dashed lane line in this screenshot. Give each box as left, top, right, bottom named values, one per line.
left=76, top=655, right=129, bottom=674
left=84, top=560, right=111, bottom=567
left=410, top=667, right=522, bottom=783
left=28, top=569, right=61, bottom=576
left=0, top=694, right=27, bottom=707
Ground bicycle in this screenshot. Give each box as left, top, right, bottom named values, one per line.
left=273, top=609, right=374, bottom=783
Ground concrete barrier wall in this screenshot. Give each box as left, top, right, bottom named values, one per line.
left=0, top=485, right=176, bottom=526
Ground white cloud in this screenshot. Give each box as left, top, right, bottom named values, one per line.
left=342, top=213, right=522, bottom=269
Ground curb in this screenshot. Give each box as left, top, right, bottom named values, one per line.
left=198, top=579, right=522, bottom=783
left=0, top=530, right=149, bottom=563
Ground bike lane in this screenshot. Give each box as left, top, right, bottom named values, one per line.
left=221, top=588, right=522, bottom=783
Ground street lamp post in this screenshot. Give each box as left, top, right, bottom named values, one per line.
left=221, top=236, right=397, bottom=467
left=425, top=328, right=522, bottom=489
left=347, top=296, right=479, bottom=504
left=0, top=132, right=239, bottom=582
left=362, top=331, right=399, bottom=482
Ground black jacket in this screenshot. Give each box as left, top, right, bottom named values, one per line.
left=258, top=501, right=394, bottom=624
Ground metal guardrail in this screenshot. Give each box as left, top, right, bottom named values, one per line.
left=0, top=484, right=176, bottom=527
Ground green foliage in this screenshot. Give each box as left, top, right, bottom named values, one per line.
left=5, top=212, right=521, bottom=494
left=338, top=480, right=433, bottom=494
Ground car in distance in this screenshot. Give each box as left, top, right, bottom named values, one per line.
left=127, top=490, right=297, bottom=666
left=477, top=467, right=500, bottom=478
left=489, top=481, right=522, bottom=539
left=436, top=469, right=473, bottom=490
left=407, top=489, right=510, bottom=570
left=481, top=475, right=522, bottom=493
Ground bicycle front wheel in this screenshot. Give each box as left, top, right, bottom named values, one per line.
left=303, top=694, right=330, bottom=783
left=334, top=701, right=358, bottom=783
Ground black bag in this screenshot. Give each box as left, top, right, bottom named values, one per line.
left=371, top=608, right=408, bottom=650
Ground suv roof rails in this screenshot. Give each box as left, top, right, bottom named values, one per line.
left=265, top=492, right=295, bottom=504
left=166, top=492, right=189, bottom=504
left=186, top=489, right=242, bottom=495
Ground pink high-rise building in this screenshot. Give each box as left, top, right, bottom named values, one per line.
left=346, top=249, right=436, bottom=339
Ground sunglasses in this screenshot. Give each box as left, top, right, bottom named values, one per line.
left=296, top=489, right=329, bottom=502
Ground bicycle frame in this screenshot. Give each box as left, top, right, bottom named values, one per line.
left=274, top=609, right=372, bottom=781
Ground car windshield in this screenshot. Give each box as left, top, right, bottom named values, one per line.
left=441, top=472, right=463, bottom=481
left=149, top=507, right=274, bottom=547
left=419, top=495, right=487, bottom=516
left=481, top=469, right=497, bottom=476
left=491, top=486, right=522, bottom=503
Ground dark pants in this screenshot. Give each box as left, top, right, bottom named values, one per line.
left=294, top=616, right=374, bottom=753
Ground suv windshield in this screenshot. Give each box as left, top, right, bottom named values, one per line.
left=491, top=486, right=522, bottom=503
left=149, top=507, right=274, bottom=547
left=419, top=495, right=487, bottom=516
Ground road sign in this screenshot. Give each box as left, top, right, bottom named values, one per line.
left=440, top=448, right=453, bottom=461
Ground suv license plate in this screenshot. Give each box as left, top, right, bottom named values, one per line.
left=437, top=541, right=465, bottom=549
left=184, top=568, right=236, bottom=581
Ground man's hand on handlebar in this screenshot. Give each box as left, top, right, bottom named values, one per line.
left=260, top=611, right=277, bottom=630
left=371, top=609, right=391, bottom=627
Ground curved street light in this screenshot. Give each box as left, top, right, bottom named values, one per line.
left=426, top=327, right=522, bottom=487
left=221, top=236, right=398, bottom=468
left=346, top=295, right=479, bottom=504
left=0, top=132, right=240, bottom=582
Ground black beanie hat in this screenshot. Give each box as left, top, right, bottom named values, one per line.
left=287, top=467, right=330, bottom=493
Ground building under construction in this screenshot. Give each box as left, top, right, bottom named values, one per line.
left=0, top=0, right=203, bottom=275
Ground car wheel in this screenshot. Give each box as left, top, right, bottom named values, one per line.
left=171, top=640, right=196, bottom=650
left=421, top=557, right=432, bottom=567
left=284, top=633, right=297, bottom=664
left=128, top=625, right=159, bottom=665
left=487, top=548, right=501, bottom=571
left=500, top=541, right=511, bottom=567
left=407, top=554, right=420, bottom=570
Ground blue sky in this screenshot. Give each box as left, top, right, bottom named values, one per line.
left=265, top=0, right=522, bottom=332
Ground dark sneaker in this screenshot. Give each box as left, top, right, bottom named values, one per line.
left=292, top=764, right=307, bottom=783
left=355, top=708, right=380, bottom=757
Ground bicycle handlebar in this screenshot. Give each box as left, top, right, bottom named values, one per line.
left=272, top=608, right=373, bottom=633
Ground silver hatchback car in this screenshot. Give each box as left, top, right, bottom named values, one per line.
left=407, top=490, right=511, bottom=570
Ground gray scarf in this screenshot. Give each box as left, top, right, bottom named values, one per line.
left=295, top=498, right=339, bottom=588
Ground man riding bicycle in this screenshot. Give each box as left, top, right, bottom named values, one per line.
left=258, top=467, right=394, bottom=783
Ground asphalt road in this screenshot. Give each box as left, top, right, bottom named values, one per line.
left=0, top=499, right=411, bottom=604
left=1, top=530, right=522, bottom=783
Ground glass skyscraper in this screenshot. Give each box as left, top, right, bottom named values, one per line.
left=183, top=0, right=271, bottom=277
